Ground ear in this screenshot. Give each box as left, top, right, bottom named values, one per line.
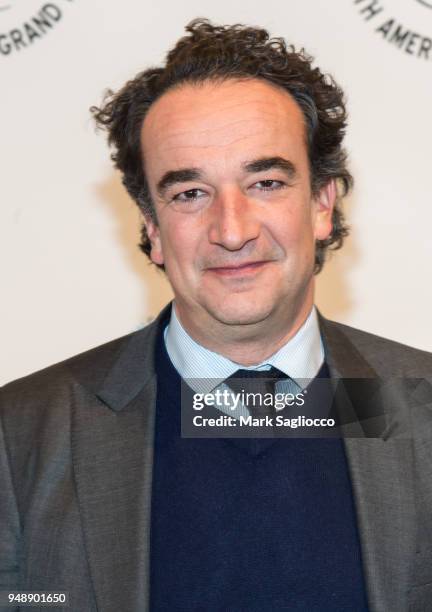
left=313, top=179, right=337, bottom=241
left=144, top=216, right=164, bottom=266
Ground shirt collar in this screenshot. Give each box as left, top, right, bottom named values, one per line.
left=164, top=303, right=324, bottom=392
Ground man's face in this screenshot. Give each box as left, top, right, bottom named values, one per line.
left=141, top=79, right=334, bottom=338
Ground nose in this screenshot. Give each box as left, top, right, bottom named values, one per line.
left=207, top=189, right=260, bottom=251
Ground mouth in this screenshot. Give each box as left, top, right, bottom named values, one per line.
left=206, top=260, right=270, bottom=277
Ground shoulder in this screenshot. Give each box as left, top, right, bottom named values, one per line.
left=0, top=316, right=162, bottom=514
left=2, top=330, right=130, bottom=401
left=321, top=317, right=432, bottom=378
left=0, top=318, right=159, bottom=417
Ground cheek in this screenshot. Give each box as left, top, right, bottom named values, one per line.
left=160, top=225, right=199, bottom=279
left=272, top=210, right=314, bottom=251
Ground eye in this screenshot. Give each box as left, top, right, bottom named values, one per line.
left=253, top=179, right=286, bottom=191
left=172, top=188, right=207, bottom=202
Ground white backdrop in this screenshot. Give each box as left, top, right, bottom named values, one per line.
left=2, top=0, right=432, bottom=384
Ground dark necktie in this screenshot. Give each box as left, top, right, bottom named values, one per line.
left=225, top=367, right=289, bottom=419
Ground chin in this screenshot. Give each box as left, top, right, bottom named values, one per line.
left=205, top=298, right=275, bottom=327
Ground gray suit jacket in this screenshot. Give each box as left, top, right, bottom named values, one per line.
left=1, top=305, right=432, bottom=612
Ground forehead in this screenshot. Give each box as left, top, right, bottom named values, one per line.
left=141, top=78, right=307, bottom=172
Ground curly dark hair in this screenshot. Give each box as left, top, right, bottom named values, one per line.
left=91, top=18, right=352, bottom=273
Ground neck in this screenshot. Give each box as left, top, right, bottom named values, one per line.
left=173, top=289, right=314, bottom=366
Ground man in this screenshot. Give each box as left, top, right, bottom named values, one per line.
left=1, top=18, right=432, bottom=612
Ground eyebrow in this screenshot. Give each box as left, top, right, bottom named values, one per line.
left=157, top=169, right=202, bottom=197
left=243, top=156, right=297, bottom=178
left=156, top=156, right=297, bottom=197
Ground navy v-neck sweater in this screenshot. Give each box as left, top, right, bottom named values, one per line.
left=149, top=322, right=369, bottom=611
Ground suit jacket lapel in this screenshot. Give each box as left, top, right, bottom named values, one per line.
left=319, top=315, right=416, bottom=612
left=69, top=306, right=169, bottom=612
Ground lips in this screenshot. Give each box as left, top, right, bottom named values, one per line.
left=206, top=260, right=270, bottom=276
